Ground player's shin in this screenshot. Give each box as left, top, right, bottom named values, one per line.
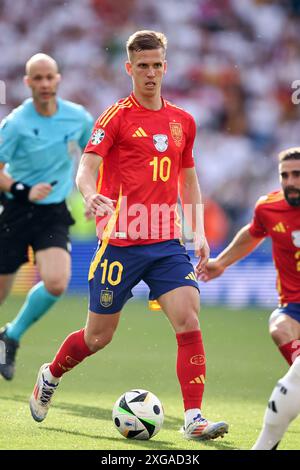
left=176, top=329, right=206, bottom=421
left=252, top=356, right=300, bottom=450
left=49, top=328, right=94, bottom=378
left=279, top=340, right=300, bottom=365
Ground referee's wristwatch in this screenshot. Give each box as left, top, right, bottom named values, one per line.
left=10, top=181, right=31, bottom=202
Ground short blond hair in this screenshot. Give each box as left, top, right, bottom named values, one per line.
left=126, top=30, right=167, bottom=60
left=278, top=147, right=300, bottom=162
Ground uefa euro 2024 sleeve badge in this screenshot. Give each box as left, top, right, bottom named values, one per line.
left=91, top=128, right=105, bottom=145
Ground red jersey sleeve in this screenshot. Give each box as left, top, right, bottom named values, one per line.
left=248, top=199, right=268, bottom=238
left=181, top=116, right=196, bottom=168
left=84, top=105, right=119, bottom=158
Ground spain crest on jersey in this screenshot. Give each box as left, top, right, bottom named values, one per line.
left=292, top=230, right=300, bottom=247
left=169, top=122, right=183, bottom=147
left=100, top=289, right=113, bottom=307
left=153, top=134, right=168, bottom=152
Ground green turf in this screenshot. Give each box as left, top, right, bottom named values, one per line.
left=0, top=296, right=298, bottom=450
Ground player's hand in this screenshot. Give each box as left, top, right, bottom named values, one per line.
left=29, top=183, right=52, bottom=201
left=85, top=193, right=116, bottom=216
left=194, top=235, right=210, bottom=278
left=198, top=258, right=225, bottom=282
left=84, top=208, right=95, bottom=221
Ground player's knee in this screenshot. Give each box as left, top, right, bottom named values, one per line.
left=269, top=322, right=293, bottom=346
left=85, top=332, right=114, bottom=352
left=0, top=288, right=9, bottom=305
left=176, top=312, right=200, bottom=333
left=44, top=276, right=69, bottom=297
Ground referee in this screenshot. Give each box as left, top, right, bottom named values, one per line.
left=0, top=53, right=93, bottom=380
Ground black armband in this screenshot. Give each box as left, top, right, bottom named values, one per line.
left=10, top=181, right=31, bottom=202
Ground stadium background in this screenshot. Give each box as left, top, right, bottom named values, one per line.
left=1, top=0, right=300, bottom=451
left=2, top=0, right=299, bottom=307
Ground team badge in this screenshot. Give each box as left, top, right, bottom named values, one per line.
left=91, top=128, right=105, bottom=145
left=153, top=134, right=168, bottom=152
left=292, top=230, right=300, bottom=247
left=190, top=354, right=206, bottom=365
left=65, top=356, right=80, bottom=367
left=100, top=289, right=113, bottom=307
left=169, top=122, right=183, bottom=147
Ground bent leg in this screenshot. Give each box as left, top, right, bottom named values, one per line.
left=252, top=356, right=300, bottom=450
left=0, top=274, right=18, bottom=380
left=158, top=286, right=204, bottom=410
left=269, top=313, right=300, bottom=365
left=30, top=310, right=120, bottom=423
left=0, top=274, right=16, bottom=305
left=6, top=248, right=70, bottom=342
left=158, top=286, right=228, bottom=440
left=36, top=247, right=71, bottom=296
left=49, top=310, right=121, bottom=378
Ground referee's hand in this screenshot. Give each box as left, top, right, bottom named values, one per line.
left=85, top=193, right=116, bottom=216
left=29, top=183, right=52, bottom=201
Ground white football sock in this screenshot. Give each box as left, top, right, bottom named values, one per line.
left=184, top=408, right=202, bottom=428
left=252, top=356, right=300, bottom=450
left=43, top=365, right=60, bottom=384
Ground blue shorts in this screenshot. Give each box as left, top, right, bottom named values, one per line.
left=88, top=239, right=199, bottom=314
left=269, top=303, right=300, bottom=324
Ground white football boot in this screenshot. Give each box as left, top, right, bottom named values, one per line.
left=182, top=414, right=229, bottom=440
left=30, top=363, right=60, bottom=422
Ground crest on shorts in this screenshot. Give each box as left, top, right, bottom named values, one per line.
left=292, top=230, right=300, bottom=247
left=91, top=128, right=105, bottom=145
left=153, top=134, right=168, bottom=152
left=100, top=289, right=113, bottom=307
left=169, top=122, right=183, bottom=147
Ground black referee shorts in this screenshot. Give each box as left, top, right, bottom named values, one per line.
left=0, top=197, right=75, bottom=274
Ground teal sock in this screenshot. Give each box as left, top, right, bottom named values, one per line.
left=6, top=282, right=60, bottom=341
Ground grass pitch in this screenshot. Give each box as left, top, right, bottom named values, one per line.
left=0, top=296, right=298, bottom=450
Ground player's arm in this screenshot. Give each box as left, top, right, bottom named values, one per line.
left=76, top=152, right=115, bottom=216
left=201, top=224, right=264, bottom=281
left=0, top=163, right=13, bottom=191
left=179, top=166, right=209, bottom=272
left=0, top=164, right=52, bottom=202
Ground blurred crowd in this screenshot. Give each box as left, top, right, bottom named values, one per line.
left=1, top=0, right=300, bottom=244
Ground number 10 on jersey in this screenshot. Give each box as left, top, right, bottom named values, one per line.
left=150, top=156, right=171, bottom=182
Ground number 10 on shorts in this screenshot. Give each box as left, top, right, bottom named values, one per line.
left=100, top=259, right=124, bottom=286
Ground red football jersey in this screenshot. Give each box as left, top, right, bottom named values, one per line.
left=85, top=94, right=196, bottom=246
left=249, top=190, right=300, bottom=304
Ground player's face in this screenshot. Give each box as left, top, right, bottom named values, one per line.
left=126, top=48, right=167, bottom=98
left=24, top=61, right=60, bottom=105
left=280, top=160, right=300, bottom=207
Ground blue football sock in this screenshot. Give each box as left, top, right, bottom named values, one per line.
left=6, top=282, right=60, bottom=341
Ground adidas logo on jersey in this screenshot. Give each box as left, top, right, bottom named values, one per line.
left=132, top=127, right=148, bottom=137
left=185, top=271, right=197, bottom=282
left=189, top=375, right=205, bottom=384
left=272, top=222, right=286, bottom=233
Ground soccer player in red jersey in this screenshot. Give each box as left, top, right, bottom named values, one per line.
left=200, top=147, right=300, bottom=449
left=29, top=31, right=228, bottom=441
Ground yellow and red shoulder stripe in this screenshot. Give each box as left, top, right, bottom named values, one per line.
left=97, top=98, right=132, bottom=128
left=255, top=192, right=284, bottom=207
